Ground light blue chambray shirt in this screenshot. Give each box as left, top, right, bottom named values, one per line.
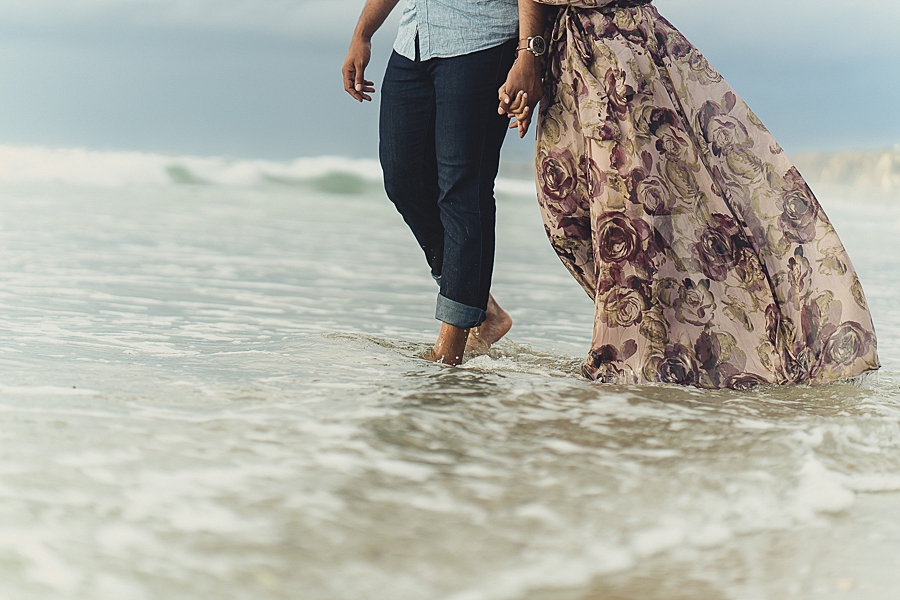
left=393, top=0, right=519, bottom=61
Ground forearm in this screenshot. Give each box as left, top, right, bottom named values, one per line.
left=498, top=0, right=548, bottom=137
left=518, top=0, right=547, bottom=41
left=353, top=0, right=402, bottom=41
left=344, top=0, right=399, bottom=101
left=515, top=1, right=547, bottom=72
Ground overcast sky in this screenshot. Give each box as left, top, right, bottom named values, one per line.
left=0, top=0, right=897, bottom=159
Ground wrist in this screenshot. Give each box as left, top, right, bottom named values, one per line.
left=517, top=35, right=547, bottom=58
left=353, top=29, right=374, bottom=44
left=514, top=52, right=541, bottom=70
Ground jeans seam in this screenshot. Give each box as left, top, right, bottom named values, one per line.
left=470, top=40, right=513, bottom=307
left=479, top=41, right=514, bottom=294
left=417, top=52, right=438, bottom=279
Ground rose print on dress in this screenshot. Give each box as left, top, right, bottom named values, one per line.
left=534, top=0, right=879, bottom=387
left=595, top=212, right=641, bottom=263
left=779, top=168, right=821, bottom=244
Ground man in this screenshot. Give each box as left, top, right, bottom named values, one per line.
left=342, top=0, right=545, bottom=365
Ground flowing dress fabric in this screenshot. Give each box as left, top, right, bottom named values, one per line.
left=534, top=0, right=880, bottom=388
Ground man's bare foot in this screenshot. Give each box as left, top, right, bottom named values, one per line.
left=466, top=294, right=513, bottom=355
left=427, top=323, right=469, bottom=366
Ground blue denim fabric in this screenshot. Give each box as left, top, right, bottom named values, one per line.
left=394, top=0, right=519, bottom=61
left=436, top=294, right=485, bottom=329
left=379, top=39, right=517, bottom=329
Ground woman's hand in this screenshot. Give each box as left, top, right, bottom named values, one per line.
left=502, top=91, right=531, bottom=136
left=498, top=53, right=543, bottom=138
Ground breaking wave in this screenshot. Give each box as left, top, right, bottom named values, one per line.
left=1, top=143, right=896, bottom=199
left=0, top=144, right=536, bottom=196
left=794, top=147, right=900, bottom=199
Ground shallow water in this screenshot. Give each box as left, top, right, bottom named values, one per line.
left=1, top=154, right=899, bottom=599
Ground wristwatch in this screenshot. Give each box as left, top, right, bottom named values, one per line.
left=518, top=35, right=547, bottom=57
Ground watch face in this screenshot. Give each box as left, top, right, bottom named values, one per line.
left=531, top=36, right=547, bottom=56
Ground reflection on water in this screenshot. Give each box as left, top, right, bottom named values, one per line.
left=0, top=178, right=898, bottom=599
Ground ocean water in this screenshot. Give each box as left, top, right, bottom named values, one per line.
left=0, top=146, right=899, bottom=599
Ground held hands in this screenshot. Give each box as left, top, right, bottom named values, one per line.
left=342, top=36, right=376, bottom=102
left=501, top=91, right=530, bottom=137
left=498, top=54, right=543, bottom=138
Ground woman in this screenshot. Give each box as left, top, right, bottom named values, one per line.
left=517, top=0, right=879, bottom=387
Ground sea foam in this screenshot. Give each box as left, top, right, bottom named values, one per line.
left=0, top=144, right=534, bottom=195
left=1, top=143, right=899, bottom=599
left=0, top=145, right=382, bottom=190
left=2, top=144, right=897, bottom=200
left=794, top=147, right=900, bottom=200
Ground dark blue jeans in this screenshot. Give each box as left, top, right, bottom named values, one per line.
left=379, top=39, right=517, bottom=329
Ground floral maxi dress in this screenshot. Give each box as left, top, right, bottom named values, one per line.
left=534, top=0, right=880, bottom=388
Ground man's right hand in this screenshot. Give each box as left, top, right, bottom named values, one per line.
left=343, top=37, right=376, bottom=102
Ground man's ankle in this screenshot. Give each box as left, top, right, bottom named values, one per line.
left=431, top=323, right=469, bottom=365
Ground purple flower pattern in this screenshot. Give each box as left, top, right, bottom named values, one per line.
left=535, top=1, right=880, bottom=387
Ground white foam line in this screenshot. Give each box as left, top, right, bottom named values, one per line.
left=495, top=178, right=536, bottom=196
left=0, top=144, right=549, bottom=197
left=0, top=145, right=382, bottom=189
left=0, top=384, right=97, bottom=396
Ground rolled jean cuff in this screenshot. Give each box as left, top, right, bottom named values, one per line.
left=435, top=294, right=485, bottom=329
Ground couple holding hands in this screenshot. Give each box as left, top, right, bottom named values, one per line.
left=343, top=0, right=879, bottom=389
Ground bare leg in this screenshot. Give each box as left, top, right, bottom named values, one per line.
left=466, top=294, right=513, bottom=355
left=426, top=323, right=470, bottom=366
